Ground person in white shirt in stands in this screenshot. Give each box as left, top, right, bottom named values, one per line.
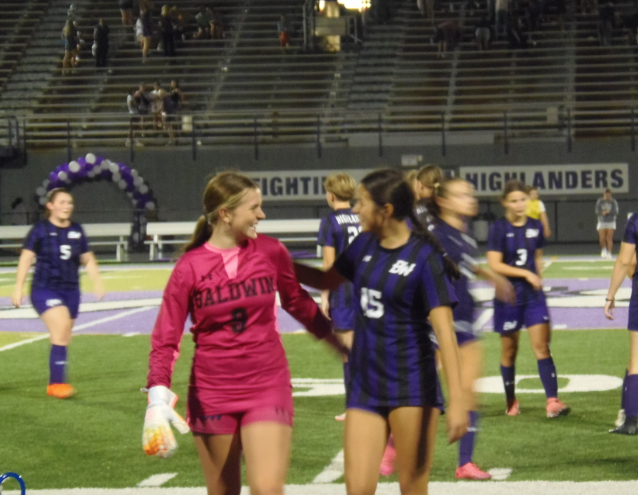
left=596, top=188, right=619, bottom=259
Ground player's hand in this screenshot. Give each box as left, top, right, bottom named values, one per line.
left=525, top=272, right=542, bottom=290
left=445, top=399, right=468, bottom=444
left=142, top=385, right=190, bottom=458
left=94, top=280, right=106, bottom=301
left=493, top=275, right=516, bottom=305
left=11, top=288, right=24, bottom=308
left=605, top=299, right=615, bottom=320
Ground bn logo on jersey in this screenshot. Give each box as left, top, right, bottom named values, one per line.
left=389, top=260, right=416, bottom=277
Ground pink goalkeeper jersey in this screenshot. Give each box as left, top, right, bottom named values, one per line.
left=147, top=234, right=331, bottom=414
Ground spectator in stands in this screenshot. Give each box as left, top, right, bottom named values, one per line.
left=195, top=7, right=213, bottom=39
left=507, top=17, right=528, bottom=48
left=495, top=0, right=509, bottom=39
left=94, top=18, right=110, bottom=68
left=278, top=14, right=291, bottom=48
left=599, top=2, right=616, bottom=46
left=475, top=16, right=492, bottom=50
left=119, top=0, right=134, bottom=26
left=10, top=198, right=28, bottom=226
left=61, top=20, right=79, bottom=76
left=211, top=8, right=225, bottom=39
left=67, top=4, right=76, bottom=23
left=151, top=81, right=167, bottom=130
left=159, top=5, right=176, bottom=56
left=139, top=7, right=153, bottom=60
left=126, top=88, right=144, bottom=147
left=434, top=20, right=461, bottom=58
left=134, top=83, right=152, bottom=134
left=135, top=16, right=144, bottom=46
left=161, top=80, right=184, bottom=145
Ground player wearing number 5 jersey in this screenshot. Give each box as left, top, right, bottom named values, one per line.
left=295, top=169, right=467, bottom=495
left=12, top=188, right=105, bottom=399
left=145, top=172, right=344, bottom=495
left=318, top=173, right=360, bottom=421
left=487, top=180, right=569, bottom=419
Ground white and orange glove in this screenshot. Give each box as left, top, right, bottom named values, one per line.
left=142, top=385, right=190, bottom=458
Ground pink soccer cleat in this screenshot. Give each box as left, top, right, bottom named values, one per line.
left=379, top=442, right=396, bottom=476
left=456, top=462, right=492, bottom=480
left=505, top=399, right=520, bottom=416
left=546, top=398, right=570, bottom=418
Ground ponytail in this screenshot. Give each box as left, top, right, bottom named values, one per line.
left=407, top=208, right=460, bottom=280
left=183, top=215, right=211, bottom=253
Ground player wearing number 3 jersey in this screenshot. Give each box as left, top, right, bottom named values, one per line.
left=487, top=180, right=569, bottom=419
left=12, top=188, right=105, bottom=399
left=145, top=172, right=344, bottom=495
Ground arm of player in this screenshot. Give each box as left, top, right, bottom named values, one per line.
left=535, top=249, right=544, bottom=278
left=629, top=253, right=637, bottom=279
left=540, top=211, right=552, bottom=238
left=11, top=249, right=35, bottom=308
left=80, top=252, right=105, bottom=301
left=320, top=246, right=336, bottom=319
left=430, top=306, right=468, bottom=444
left=605, top=242, right=636, bottom=320
left=294, top=261, right=346, bottom=291
left=487, top=251, right=541, bottom=290
left=475, top=265, right=516, bottom=305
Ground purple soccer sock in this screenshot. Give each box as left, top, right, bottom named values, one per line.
left=537, top=357, right=558, bottom=398
left=343, top=362, right=351, bottom=405
left=622, top=369, right=628, bottom=410
left=49, top=345, right=68, bottom=385
left=625, top=375, right=638, bottom=417
left=500, top=365, right=516, bottom=400
left=458, top=410, right=478, bottom=467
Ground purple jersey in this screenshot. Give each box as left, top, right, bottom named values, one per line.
left=432, top=220, right=477, bottom=325
left=24, top=220, right=89, bottom=291
left=334, top=232, right=457, bottom=408
left=487, top=217, right=545, bottom=304
left=622, top=214, right=638, bottom=330
left=317, top=208, right=360, bottom=310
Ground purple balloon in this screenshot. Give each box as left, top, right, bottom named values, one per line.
left=95, top=156, right=104, bottom=166
left=48, top=171, right=58, bottom=183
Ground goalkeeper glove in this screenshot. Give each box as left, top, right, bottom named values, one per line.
left=142, top=385, right=190, bottom=458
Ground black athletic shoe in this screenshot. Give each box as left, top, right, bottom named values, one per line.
left=609, top=416, right=638, bottom=435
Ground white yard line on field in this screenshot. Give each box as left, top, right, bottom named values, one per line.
left=312, top=450, right=344, bottom=484
left=137, top=474, right=178, bottom=487
left=5, top=481, right=638, bottom=495
left=0, top=307, right=154, bottom=352
left=472, top=309, right=494, bottom=332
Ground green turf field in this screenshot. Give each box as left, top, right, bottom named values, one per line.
left=0, top=330, right=636, bottom=488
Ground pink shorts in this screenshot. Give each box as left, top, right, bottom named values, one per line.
left=189, top=406, right=293, bottom=435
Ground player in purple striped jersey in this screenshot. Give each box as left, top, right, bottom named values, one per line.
left=430, top=178, right=515, bottom=480
left=11, top=188, right=105, bottom=399
left=295, top=169, right=467, bottom=495
left=414, top=165, right=444, bottom=230
left=487, top=180, right=570, bottom=418
left=318, top=173, right=361, bottom=421
left=605, top=214, right=638, bottom=434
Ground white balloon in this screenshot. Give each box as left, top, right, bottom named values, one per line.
left=131, top=169, right=139, bottom=178
left=145, top=201, right=156, bottom=210
left=36, top=187, right=46, bottom=196
left=133, top=176, right=144, bottom=187
left=126, top=192, right=133, bottom=198
left=109, top=162, right=119, bottom=173
left=118, top=179, right=128, bottom=189
left=139, top=184, right=149, bottom=194
left=39, top=197, right=47, bottom=205
left=58, top=171, right=68, bottom=181
left=42, top=179, right=50, bottom=187
left=69, top=161, right=80, bottom=173
left=85, top=153, right=96, bottom=164
left=112, top=172, right=121, bottom=182
left=100, top=160, right=110, bottom=170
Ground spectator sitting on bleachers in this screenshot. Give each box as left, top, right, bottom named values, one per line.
left=475, top=16, right=492, bottom=50
left=195, top=7, right=214, bottom=39
left=434, top=20, right=461, bottom=58
left=94, top=18, right=110, bottom=68
left=171, top=6, right=193, bottom=41
left=126, top=88, right=145, bottom=147
left=119, top=0, right=134, bottom=26
left=278, top=15, right=291, bottom=48
left=211, top=8, right=225, bottom=39
left=159, top=5, right=176, bottom=56
left=61, top=20, right=79, bottom=76
left=598, top=2, right=616, bottom=46
left=140, top=7, right=153, bottom=60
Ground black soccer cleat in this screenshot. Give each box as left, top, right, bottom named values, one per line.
left=609, top=415, right=638, bottom=435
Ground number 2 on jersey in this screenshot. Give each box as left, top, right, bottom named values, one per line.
left=360, top=288, right=384, bottom=318
left=60, top=245, right=71, bottom=260
left=515, top=248, right=527, bottom=266
left=347, top=226, right=362, bottom=244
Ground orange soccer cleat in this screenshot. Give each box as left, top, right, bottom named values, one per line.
left=47, top=383, right=76, bottom=399
left=456, top=462, right=492, bottom=480
left=505, top=399, right=520, bottom=416
left=546, top=398, right=570, bottom=418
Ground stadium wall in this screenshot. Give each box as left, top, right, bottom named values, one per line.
left=2, top=137, right=638, bottom=243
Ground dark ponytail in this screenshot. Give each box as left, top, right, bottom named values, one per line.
left=361, top=169, right=460, bottom=280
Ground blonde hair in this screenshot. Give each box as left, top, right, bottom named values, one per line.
left=405, top=170, right=418, bottom=190
left=183, top=172, right=258, bottom=252
left=324, top=173, right=356, bottom=202
left=44, top=188, right=72, bottom=219
left=416, top=164, right=444, bottom=189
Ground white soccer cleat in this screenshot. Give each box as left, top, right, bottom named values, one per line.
left=615, top=408, right=626, bottom=428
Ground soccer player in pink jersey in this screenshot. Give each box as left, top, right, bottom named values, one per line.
left=143, top=171, right=344, bottom=495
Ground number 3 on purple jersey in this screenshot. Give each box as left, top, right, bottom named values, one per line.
left=360, top=288, right=384, bottom=319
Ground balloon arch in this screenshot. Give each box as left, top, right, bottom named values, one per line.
left=34, top=153, right=157, bottom=211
